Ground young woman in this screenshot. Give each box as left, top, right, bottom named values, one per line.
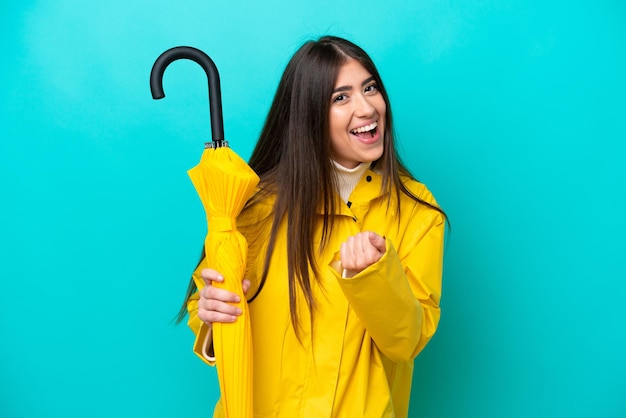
left=179, top=36, right=446, bottom=417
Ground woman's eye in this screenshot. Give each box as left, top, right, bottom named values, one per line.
left=333, top=94, right=346, bottom=103
left=364, top=84, right=378, bottom=93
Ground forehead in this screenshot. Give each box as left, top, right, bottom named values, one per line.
left=334, top=59, right=373, bottom=87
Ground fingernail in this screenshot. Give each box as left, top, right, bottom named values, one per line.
left=234, top=295, right=241, bottom=302
left=230, top=316, right=237, bottom=322
left=236, top=308, right=242, bottom=315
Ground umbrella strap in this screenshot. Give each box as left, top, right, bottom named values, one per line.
left=208, top=217, right=234, bottom=232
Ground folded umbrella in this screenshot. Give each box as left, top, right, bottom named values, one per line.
left=150, top=46, right=258, bottom=418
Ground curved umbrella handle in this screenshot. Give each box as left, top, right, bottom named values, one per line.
left=150, top=46, right=225, bottom=146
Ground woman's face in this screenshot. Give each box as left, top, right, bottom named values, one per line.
left=328, top=59, right=386, bottom=169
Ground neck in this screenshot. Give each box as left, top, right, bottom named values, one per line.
left=332, top=160, right=371, bottom=203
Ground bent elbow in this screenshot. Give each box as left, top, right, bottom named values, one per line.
left=377, top=316, right=423, bottom=362
left=380, top=334, right=422, bottom=362
left=377, top=306, right=440, bottom=362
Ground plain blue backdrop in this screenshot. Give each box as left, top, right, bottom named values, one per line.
left=1, top=1, right=625, bottom=417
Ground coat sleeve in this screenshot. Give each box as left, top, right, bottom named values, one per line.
left=187, top=257, right=217, bottom=366
left=331, top=206, right=445, bottom=363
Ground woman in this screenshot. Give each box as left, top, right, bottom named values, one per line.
left=179, top=36, right=446, bottom=417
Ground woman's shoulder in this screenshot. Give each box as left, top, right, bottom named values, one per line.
left=396, top=176, right=446, bottom=235
left=399, top=174, right=438, bottom=207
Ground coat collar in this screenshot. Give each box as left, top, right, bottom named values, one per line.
left=330, top=169, right=395, bottom=217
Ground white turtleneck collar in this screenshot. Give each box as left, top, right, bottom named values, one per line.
left=332, top=160, right=372, bottom=203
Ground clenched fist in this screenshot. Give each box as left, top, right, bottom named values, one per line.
left=340, top=231, right=386, bottom=277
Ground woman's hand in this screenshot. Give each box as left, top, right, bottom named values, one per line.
left=340, top=231, right=386, bottom=277
left=197, top=268, right=251, bottom=325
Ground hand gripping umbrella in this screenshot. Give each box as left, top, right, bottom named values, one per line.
left=150, top=46, right=258, bottom=418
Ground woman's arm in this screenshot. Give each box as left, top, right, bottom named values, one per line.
left=187, top=262, right=249, bottom=365
left=332, top=210, right=445, bottom=362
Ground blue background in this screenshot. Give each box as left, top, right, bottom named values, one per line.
left=2, top=1, right=625, bottom=417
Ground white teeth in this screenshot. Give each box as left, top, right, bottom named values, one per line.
left=351, top=121, right=377, bottom=134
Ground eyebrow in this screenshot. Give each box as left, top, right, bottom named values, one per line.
left=332, top=76, right=376, bottom=93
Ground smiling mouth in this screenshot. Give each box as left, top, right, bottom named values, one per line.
left=350, top=121, right=378, bottom=139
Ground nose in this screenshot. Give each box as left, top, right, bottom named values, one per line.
left=353, top=93, right=376, bottom=118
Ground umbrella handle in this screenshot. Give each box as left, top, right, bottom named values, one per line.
left=150, top=46, right=226, bottom=146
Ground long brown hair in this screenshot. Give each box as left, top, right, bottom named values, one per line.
left=175, top=36, right=446, bottom=329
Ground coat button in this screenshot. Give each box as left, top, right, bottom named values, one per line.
left=347, top=201, right=352, bottom=208
left=366, top=175, right=372, bottom=182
